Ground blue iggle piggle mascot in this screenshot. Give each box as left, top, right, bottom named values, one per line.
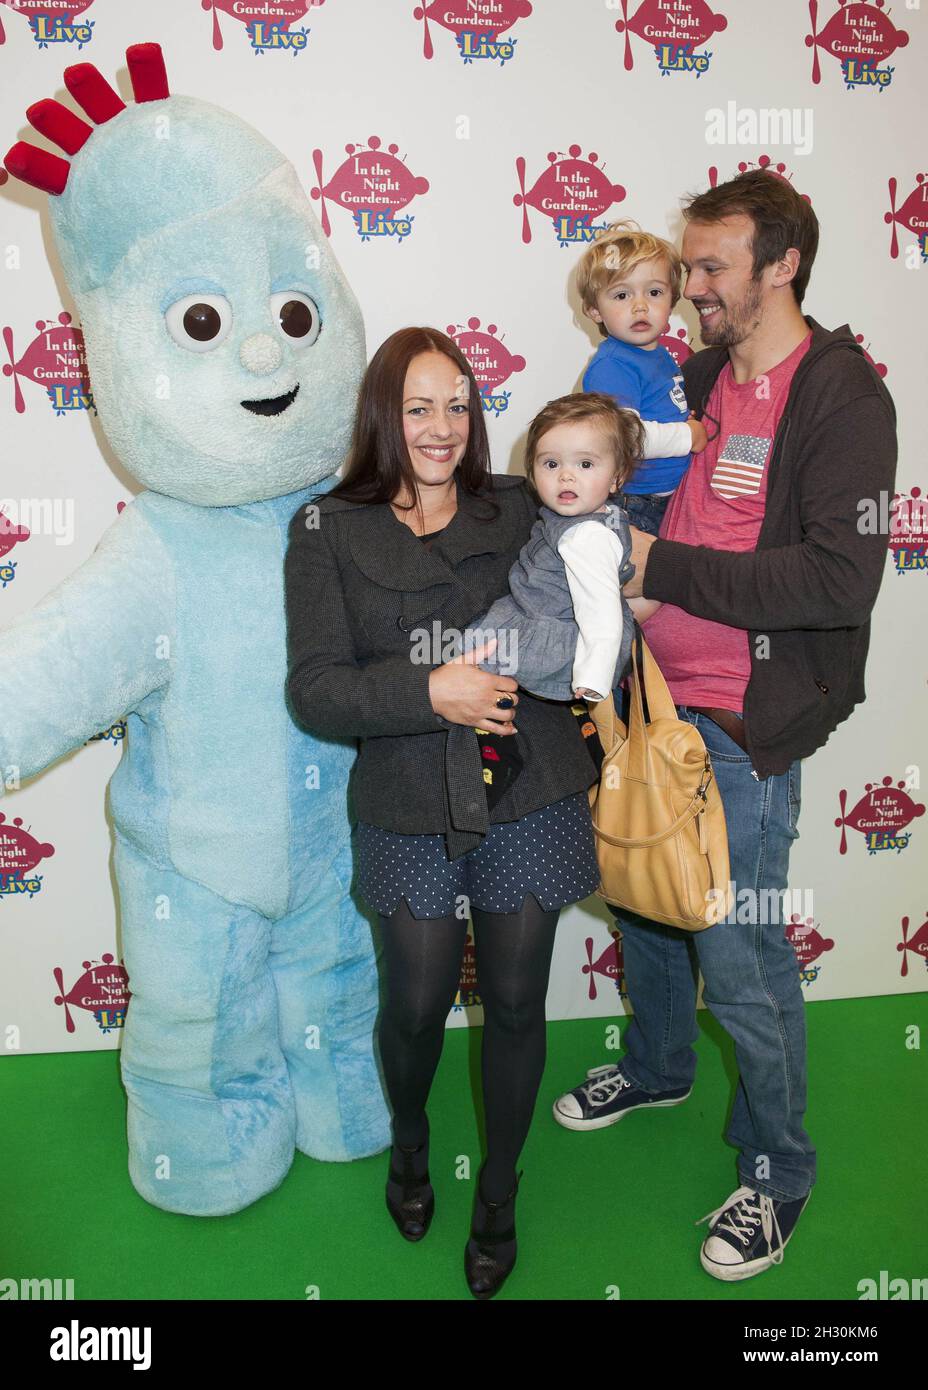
left=1, top=42, right=390, bottom=1215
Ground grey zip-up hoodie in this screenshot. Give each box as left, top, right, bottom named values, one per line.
left=644, top=317, right=898, bottom=776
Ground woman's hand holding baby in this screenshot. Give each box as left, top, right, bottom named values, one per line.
left=429, top=638, right=520, bottom=734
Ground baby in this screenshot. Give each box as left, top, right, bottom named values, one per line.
left=467, top=392, right=656, bottom=804
left=577, top=220, right=707, bottom=537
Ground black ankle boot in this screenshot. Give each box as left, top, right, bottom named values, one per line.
left=385, top=1138, right=434, bottom=1242
left=465, top=1167, right=522, bottom=1299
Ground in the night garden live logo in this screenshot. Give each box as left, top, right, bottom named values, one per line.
left=199, top=0, right=323, bottom=53
left=613, top=0, right=727, bottom=77
left=311, top=137, right=429, bottom=241
left=413, top=1, right=532, bottom=64
left=0, top=2, right=97, bottom=48
left=3, top=313, right=94, bottom=415
left=447, top=319, right=525, bottom=417
left=805, top=0, right=908, bottom=91
left=515, top=146, right=626, bottom=246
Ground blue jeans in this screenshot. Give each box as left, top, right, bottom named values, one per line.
left=616, top=492, right=671, bottom=538
left=611, top=707, right=815, bottom=1202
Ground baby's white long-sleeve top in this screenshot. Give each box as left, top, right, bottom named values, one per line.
left=556, top=520, right=625, bottom=702
left=637, top=415, right=693, bottom=459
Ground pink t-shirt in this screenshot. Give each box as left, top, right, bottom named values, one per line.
left=641, top=333, right=812, bottom=711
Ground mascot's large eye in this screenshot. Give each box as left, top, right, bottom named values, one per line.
left=165, top=293, right=233, bottom=353
left=270, top=291, right=320, bottom=347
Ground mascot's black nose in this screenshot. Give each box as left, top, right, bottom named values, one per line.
left=241, top=383, right=300, bottom=416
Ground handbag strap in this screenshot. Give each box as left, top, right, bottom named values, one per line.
left=590, top=624, right=687, bottom=776
left=636, top=630, right=679, bottom=722
left=626, top=626, right=677, bottom=782
left=593, top=758, right=714, bottom=848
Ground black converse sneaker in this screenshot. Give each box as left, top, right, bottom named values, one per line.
left=698, top=1185, right=810, bottom=1282
left=553, top=1063, right=691, bottom=1131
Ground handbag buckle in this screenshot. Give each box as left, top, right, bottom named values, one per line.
left=696, top=757, right=712, bottom=802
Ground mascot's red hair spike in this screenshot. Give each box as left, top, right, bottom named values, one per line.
left=26, top=99, right=93, bottom=156
left=3, top=43, right=170, bottom=197
left=3, top=141, right=69, bottom=195
left=63, top=62, right=126, bottom=124
left=126, top=42, right=171, bottom=103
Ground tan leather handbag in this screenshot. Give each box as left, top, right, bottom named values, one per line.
left=587, top=635, right=734, bottom=931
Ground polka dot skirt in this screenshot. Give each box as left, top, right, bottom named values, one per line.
left=356, top=792, right=601, bottom=920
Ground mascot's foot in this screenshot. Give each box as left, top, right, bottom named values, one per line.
left=289, top=1037, right=391, bottom=1163
left=123, top=1068, right=297, bottom=1217
left=294, top=1127, right=391, bottom=1164
left=126, top=1158, right=293, bottom=1218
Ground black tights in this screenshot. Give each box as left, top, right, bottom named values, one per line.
left=378, top=894, right=559, bottom=1203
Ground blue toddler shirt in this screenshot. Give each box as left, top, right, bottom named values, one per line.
left=583, top=335, right=691, bottom=494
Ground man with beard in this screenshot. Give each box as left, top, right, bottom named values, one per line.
left=553, top=170, right=897, bottom=1282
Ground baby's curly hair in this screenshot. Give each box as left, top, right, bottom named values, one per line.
left=576, top=220, right=682, bottom=338
left=524, top=392, right=645, bottom=501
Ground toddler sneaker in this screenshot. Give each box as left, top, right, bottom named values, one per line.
left=698, top=1185, right=810, bottom=1281
left=553, top=1063, right=691, bottom=1131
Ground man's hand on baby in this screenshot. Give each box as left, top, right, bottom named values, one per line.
left=687, top=413, right=708, bottom=454
left=626, top=596, right=662, bottom=623
left=622, top=527, right=656, bottom=598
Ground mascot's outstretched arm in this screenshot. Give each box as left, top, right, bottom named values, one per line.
left=2, top=43, right=390, bottom=1216
left=0, top=502, right=173, bottom=791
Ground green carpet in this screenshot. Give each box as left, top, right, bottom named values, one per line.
left=1, top=994, right=925, bottom=1301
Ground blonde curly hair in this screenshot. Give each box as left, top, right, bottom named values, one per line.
left=576, top=220, right=682, bottom=338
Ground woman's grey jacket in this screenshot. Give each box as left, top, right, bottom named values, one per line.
left=285, top=474, right=598, bottom=859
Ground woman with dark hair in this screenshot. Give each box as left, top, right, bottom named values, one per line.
left=284, top=327, right=600, bottom=1299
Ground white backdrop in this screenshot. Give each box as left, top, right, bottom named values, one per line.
left=0, top=0, right=925, bottom=1056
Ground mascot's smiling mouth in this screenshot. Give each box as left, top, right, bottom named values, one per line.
left=241, top=383, right=300, bottom=416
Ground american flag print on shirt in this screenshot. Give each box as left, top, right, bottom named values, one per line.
left=709, top=432, right=771, bottom=500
